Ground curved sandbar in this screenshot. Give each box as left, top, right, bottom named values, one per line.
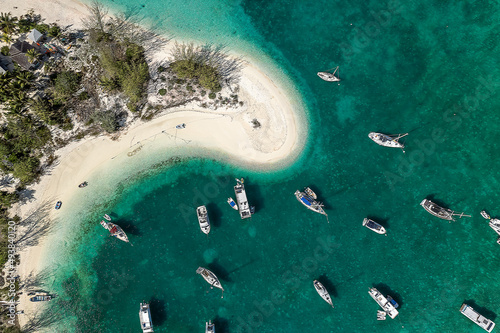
left=8, top=0, right=307, bottom=328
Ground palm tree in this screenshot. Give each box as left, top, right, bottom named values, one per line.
left=0, top=12, right=18, bottom=35
left=26, top=49, right=39, bottom=64
left=1, top=33, right=12, bottom=46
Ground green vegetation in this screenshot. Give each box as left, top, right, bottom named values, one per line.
left=52, top=71, right=81, bottom=101
left=92, top=30, right=149, bottom=110
left=91, top=110, right=118, bottom=133
left=0, top=45, right=8, bottom=56
left=158, top=88, right=166, bottom=96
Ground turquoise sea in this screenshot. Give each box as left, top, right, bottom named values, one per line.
left=35, top=0, right=500, bottom=332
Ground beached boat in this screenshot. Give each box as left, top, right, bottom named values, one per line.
left=362, top=218, right=386, bottom=235
left=304, top=187, right=317, bottom=200
left=30, top=295, right=52, bottom=302
left=368, top=132, right=408, bottom=149
left=196, top=267, right=224, bottom=296
left=104, top=214, right=111, bottom=221
left=234, top=178, right=252, bottom=219
left=206, top=320, right=215, bottom=333
left=317, top=66, right=340, bottom=82
left=100, top=220, right=129, bottom=243
left=139, top=302, right=154, bottom=333
left=460, top=303, right=495, bottom=332
left=420, top=199, right=469, bottom=221
left=313, top=280, right=334, bottom=308
left=489, top=218, right=500, bottom=235
left=78, top=181, right=88, bottom=188
left=227, top=197, right=238, bottom=210
left=55, top=201, right=62, bottom=210
left=294, top=190, right=327, bottom=216
left=481, top=210, right=491, bottom=219
left=176, top=123, right=186, bottom=129
left=197, top=205, right=211, bottom=234
left=368, top=287, right=399, bottom=319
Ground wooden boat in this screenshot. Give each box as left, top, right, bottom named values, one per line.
left=197, top=205, right=211, bottom=234
left=304, top=187, right=317, bottom=200
left=196, top=267, right=224, bottom=297
left=362, top=218, right=386, bottom=235
left=317, top=66, right=340, bottom=82
left=227, top=197, right=238, bottom=210
left=206, top=320, right=215, bottom=333
left=420, top=199, right=470, bottom=221
left=139, top=302, right=154, bottom=333
left=313, top=280, right=334, bottom=308
left=368, top=132, right=408, bottom=149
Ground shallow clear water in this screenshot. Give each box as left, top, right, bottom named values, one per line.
left=38, top=0, right=500, bottom=332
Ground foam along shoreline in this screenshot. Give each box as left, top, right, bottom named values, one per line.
left=7, top=0, right=306, bottom=328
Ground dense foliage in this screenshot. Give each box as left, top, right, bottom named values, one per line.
left=170, top=59, right=221, bottom=92
left=94, top=32, right=149, bottom=110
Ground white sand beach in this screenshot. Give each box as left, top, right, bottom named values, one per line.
left=5, top=0, right=307, bottom=328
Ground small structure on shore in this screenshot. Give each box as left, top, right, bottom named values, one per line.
left=9, top=41, right=37, bottom=70
left=27, top=29, right=44, bottom=44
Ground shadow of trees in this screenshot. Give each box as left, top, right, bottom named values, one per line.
left=15, top=201, right=54, bottom=251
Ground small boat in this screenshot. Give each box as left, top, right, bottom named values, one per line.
left=103, top=214, right=112, bottom=221
left=139, top=302, right=154, bottom=333
left=481, top=210, right=491, bottom=219
left=206, top=320, right=215, bottom=333
left=362, top=218, right=386, bottom=235
left=368, top=287, right=399, bottom=319
left=250, top=206, right=256, bottom=214
left=196, top=267, right=224, bottom=297
left=197, top=205, right=211, bottom=234
left=317, top=66, right=340, bottom=82
left=489, top=218, right=500, bottom=236
left=387, top=295, right=399, bottom=309
left=234, top=178, right=252, bottom=219
left=176, top=123, right=186, bottom=129
left=377, top=310, right=387, bottom=320
left=460, top=303, right=495, bottom=332
left=78, top=181, right=88, bottom=188
left=368, top=132, right=408, bottom=149
left=30, top=295, right=52, bottom=302
left=294, top=190, right=327, bottom=216
left=101, top=220, right=129, bottom=243
left=313, top=280, right=334, bottom=308
left=420, top=199, right=470, bottom=221
left=55, top=201, right=62, bottom=210
left=497, top=237, right=500, bottom=245
left=227, top=197, right=238, bottom=210
left=304, top=187, right=317, bottom=200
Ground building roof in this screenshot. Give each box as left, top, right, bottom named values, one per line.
left=10, top=41, right=36, bottom=70
left=27, top=29, right=43, bottom=43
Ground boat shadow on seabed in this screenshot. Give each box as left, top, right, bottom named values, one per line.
left=149, top=297, right=168, bottom=326
left=463, top=300, right=497, bottom=321
left=213, top=316, right=230, bottom=333
left=116, top=219, right=141, bottom=236
left=207, top=261, right=233, bottom=283
left=206, top=203, right=223, bottom=228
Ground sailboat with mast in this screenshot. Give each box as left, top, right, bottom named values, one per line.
left=317, top=66, right=340, bottom=82
left=313, top=280, right=334, bottom=308
left=196, top=267, right=224, bottom=297
left=368, top=132, right=408, bottom=149
left=420, top=199, right=470, bottom=221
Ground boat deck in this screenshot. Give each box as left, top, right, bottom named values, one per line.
left=234, top=183, right=251, bottom=219
left=460, top=304, right=495, bottom=332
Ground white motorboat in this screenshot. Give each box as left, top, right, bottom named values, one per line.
left=362, top=218, right=386, bottom=235
left=197, top=205, right=211, bottom=234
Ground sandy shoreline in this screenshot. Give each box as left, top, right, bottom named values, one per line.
left=5, top=0, right=307, bottom=329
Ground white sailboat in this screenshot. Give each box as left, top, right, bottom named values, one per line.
left=368, top=132, right=408, bottom=150
left=317, top=66, right=340, bottom=82
left=313, top=280, right=334, bottom=308
left=196, top=267, right=224, bottom=298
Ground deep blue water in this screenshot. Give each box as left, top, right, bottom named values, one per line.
left=37, top=0, right=500, bottom=332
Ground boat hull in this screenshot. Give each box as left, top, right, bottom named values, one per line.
left=368, top=132, right=404, bottom=148
left=197, top=205, right=211, bottom=234
left=368, top=287, right=399, bottom=319
left=294, top=190, right=326, bottom=216
left=362, top=218, right=386, bottom=234
left=108, top=222, right=129, bottom=243
left=196, top=267, right=224, bottom=291
left=420, top=199, right=454, bottom=220
left=313, top=280, right=334, bottom=307
left=317, top=71, right=340, bottom=82
left=139, top=303, right=154, bottom=333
